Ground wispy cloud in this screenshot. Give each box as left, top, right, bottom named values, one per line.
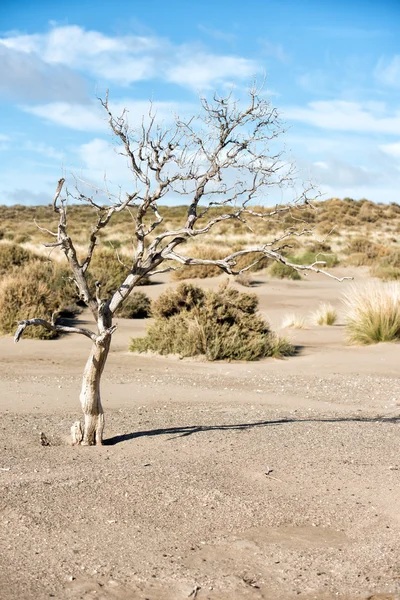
left=0, top=44, right=88, bottom=103
left=23, top=141, right=64, bottom=161
left=22, top=98, right=197, bottom=132
left=307, top=26, right=388, bottom=39
left=284, top=100, right=400, bottom=135
left=374, top=55, right=400, bottom=88
left=260, top=41, right=289, bottom=64
left=0, top=25, right=260, bottom=92
left=198, top=24, right=236, bottom=43
left=379, top=141, right=400, bottom=159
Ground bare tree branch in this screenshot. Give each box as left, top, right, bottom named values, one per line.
left=14, top=319, right=97, bottom=343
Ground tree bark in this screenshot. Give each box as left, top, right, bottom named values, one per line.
left=77, top=334, right=111, bottom=445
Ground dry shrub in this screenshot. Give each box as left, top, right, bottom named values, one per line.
left=171, top=245, right=230, bottom=280
left=130, top=282, right=294, bottom=360
left=312, top=303, right=337, bottom=326
left=115, top=291, right=151, bottom=319
left=234, top=252, right=270, bottom=272
left=343, top=282, right=400, bottom=344
left=0, top=243, right=41, bottom=277
left=88, top=248, right=150, bottom=296
left=370, top=250, right=400, bottom=281
left=344, top=238, right=388, bottom=266
left=281, top=313, right=307, bottom=329
left=0, top=261, right=80, bottom=339
left=234, top=271, right=254, bottom=287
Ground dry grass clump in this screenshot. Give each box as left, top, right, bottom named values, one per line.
left=0, top=261, right=80, bottom=339
left=130, top=282, right=294, bottom=360
left=171, top=245, right=230, bottom=280
left=281, top=313, right=308, bottom=329
left=115, top=291, right=151, bottom=319
left=312, top=303, right=338, bottom=326
left=343, top=282, right=400, bottom=344
left=0, top=243, right=41, bottom=277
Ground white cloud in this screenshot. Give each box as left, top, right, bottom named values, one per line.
left=23, top=102, right=107, bottom=132
left=375, top=55, right=400, bottom=88
left=22, top=98, right=197, bottom=132
left=166, top=53, right=257, bottom=90
left=0, top=44, right=88, bottom=102
left=284, top=100, right=400, bottom=135
left=24, top=141, right=64, bottom=161
left=380, top=142, right=400, bottom=158
left=0, top=25, right=260, bottom=91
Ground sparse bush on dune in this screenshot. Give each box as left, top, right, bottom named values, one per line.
left=152, top=282, right=206, bottom=319
left=234, top=271, right=254, bottom=287
left=0, top=260, right=80, bottom=339
left=0, top=243, right=42, bottom=277
left=88, top=248, right=150, bottom=296
left=131, top=282, right=294, bottom=360
left=289, top=250, right=339, bottom=269
left=343, top=282, right=400, bottom=344
left=171, top=245, right=230, bottom=280
left=115, top=291, right=151, bottom=319
left=312, top=303, right=338, bottom=326
left=370, top=249, right=400, bottom=281
left=269, top=261, right=302, bottom=280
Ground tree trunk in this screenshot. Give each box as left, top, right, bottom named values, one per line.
left=76, top=334, right=111, bottom=446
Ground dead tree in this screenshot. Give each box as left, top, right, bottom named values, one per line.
left=14, top=87, right=350, bottom=445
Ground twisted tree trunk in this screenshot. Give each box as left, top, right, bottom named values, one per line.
left=70, top=327, right=112, bottom=446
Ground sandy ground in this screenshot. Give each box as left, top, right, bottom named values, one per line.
left=1, top=271, right=400, bottom=600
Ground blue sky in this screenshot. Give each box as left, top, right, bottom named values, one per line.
left=0, top=0, right=399, bottom=205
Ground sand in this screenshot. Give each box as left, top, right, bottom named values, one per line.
left=1, top=271, right=400, bottom=600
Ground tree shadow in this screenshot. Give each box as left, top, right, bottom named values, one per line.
left=103, top=414, right=400, bottom=446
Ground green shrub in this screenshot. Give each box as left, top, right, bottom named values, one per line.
left=343, top=282, right=400, bottom=344
left=130, top=282, right=294, bottom=360
left=288, top=250, right=339, bottom=269
left=116, top=291, right=151, bottom=319
left=269, top=261, right=302, bottom=280
left=0, top=243, right=40, bottom=277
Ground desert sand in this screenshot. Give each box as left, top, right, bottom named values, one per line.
left=1, top=270, right=400, bottom=600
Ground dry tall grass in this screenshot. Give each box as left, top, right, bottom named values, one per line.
left=281, top=314, right=308, bottom=329
left=312, top=303, right=338, bottom=326
left=343, top=282, right=400, bottom=344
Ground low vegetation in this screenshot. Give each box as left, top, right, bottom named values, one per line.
left=115, top=291, right=152, bottom=319
left=343, top=282, right=400, bottom=344
left=312, top=303, right=338, bottom=326
left=0, top=261, right=79, bottom=339
left=0, top=243, right=42, bottom=277
left=281, top=313, right=308, bottom=329
left=269, top=261, right=302, bottom=280
left=88, top=248, right=150, bottom=296
left=130, top=282, right=294, bottom=360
